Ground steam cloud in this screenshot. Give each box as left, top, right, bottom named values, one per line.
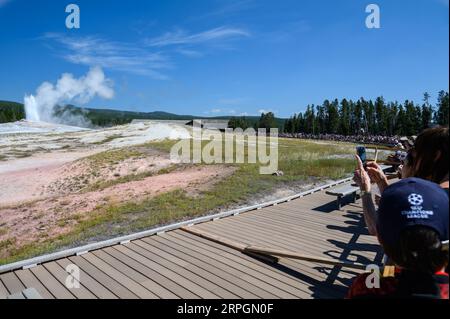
left=24, top=67, right=114, bottom=127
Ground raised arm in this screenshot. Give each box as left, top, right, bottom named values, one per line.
left=353, top=155, right=378, bottom=236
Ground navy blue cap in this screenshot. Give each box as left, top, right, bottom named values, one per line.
left=377, top=177, right=449, bottom=247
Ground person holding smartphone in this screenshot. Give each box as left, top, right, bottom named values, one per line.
left=353, top=127, right=449, bottom=236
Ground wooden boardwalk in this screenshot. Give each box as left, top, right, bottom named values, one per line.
left=0, top=187, right=383, bottom=299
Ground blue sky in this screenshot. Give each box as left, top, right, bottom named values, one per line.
left=0, top=0, right=448, bottom=117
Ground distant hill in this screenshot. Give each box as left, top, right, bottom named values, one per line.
left=0, top=101, right=25, bottom=123
left=0, top=100, right=286, bottom=128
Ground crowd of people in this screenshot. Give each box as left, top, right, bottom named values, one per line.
left=348, top=126, right=449, bottom=299
left=278, top=132, right=404, bottom=147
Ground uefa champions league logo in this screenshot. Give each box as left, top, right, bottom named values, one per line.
left=408, top=193, right=424, bottom=207
left=403, top=193, right=433, bottom=219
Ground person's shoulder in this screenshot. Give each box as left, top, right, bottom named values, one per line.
left=347, top=273, right=398, bottom=299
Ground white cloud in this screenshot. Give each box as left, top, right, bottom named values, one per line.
left=44, top=33, right=171, bottom=79
left=146, top=26, right=250, bottom=47
left=43, top=26, right=250, bottom=79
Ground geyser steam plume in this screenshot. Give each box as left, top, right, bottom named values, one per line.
left=24, top=67, right=114, bottom=127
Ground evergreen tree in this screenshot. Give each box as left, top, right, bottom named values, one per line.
left=375, top=96, right=386, bottom=134
left=435, top=90, right=449, bottom=126
left=327, top=99, right=340, bottom=134
left=339, top=98, right=351, bottom=135
left=316, top=104, right=326, bottom=134
left=421, top=92, right=433, bottom=130
left=257, top=112, right=277, bottom=132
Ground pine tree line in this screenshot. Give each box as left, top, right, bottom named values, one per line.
left=283, top=91, right=449, bottom=136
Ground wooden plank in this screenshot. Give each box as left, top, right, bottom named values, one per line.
left=197, top=221, right=354, bottom=265
left=0, top=278, right=10, bottom=299
left=253, top=210, right=375, bottom=246
left=67, top=255, right=138, bottom=299
left=215, top=206, right=368, bottom=240
left=195, top=221, right=334, bottom=260
left=92, top=249, right=177, bottom=299
left=245, top=246, right=367, bottom=270
left=214, top=214, right=379, bottom=261
left=29, top=266, right=75, bottom=299
left=124, top=242, right=224, bottom=299
left=270, top=208, right=365, bottom=227
left=0, top=272, right=25, bottom=295
left=172, top=231, right=343, bottom=299
left=56, top=258, right=117, bottom=299
left=182, top=226, right=248, bottom=251
left=236, top=219, right=378, bottom=262
left=192, top=223, right=361, bottom=283
left=264, top=204, right=364, bottom=224
left=14, top=269, right=54, bottom=299
left=43, top=262, right=97, bottom=299
left=145, top=235, right=265, bottom=299
left=230, top=212, right=361, bottom=246
left=209, top=214, right=355, bottom=252
left=279, top=195, right=360, bottom=211
left=114, top=244, right=213, bottom=299
left=169, top=232, right=340, bottom=298
left=133, top=239, right=241, bottom=299
left=240, top=207, right=367, bottom=238
left=136, top=238, right=247, bottom=299
left=183, top=225, right=368, bottom=270
left=199, top=221, right=368, bottom=285
left=81, top=253, right=157, bottom=299
left=258, top=202, right=361, bottom=224
left=209, top=214, right=378, bottom=260
left=253, top=210, right=359, bottom=230
left=172, top=230, right=338, bottom=298
left=103, top=246, right=193, bottom=299
left=152, top=234, right=308, bottom=298
left=176, top=229, right=356, bottom=292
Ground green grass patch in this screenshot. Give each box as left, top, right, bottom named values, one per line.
left=83, top=148, right=144, bottom=168
left=84, top=165, right=178, bottom=192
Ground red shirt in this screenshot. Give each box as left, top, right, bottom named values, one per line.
left=347, top=270, right=449, bottom=299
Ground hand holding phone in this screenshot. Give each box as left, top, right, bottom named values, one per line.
left=356, top=146, right=367, bottom=169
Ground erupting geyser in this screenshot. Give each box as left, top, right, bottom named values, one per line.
left=24, top=95, right=40, bottom=122
left=24, top=67, right=114, bottom=126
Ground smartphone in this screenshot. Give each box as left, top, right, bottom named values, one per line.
left=356, top=146, right=367, bottom=167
